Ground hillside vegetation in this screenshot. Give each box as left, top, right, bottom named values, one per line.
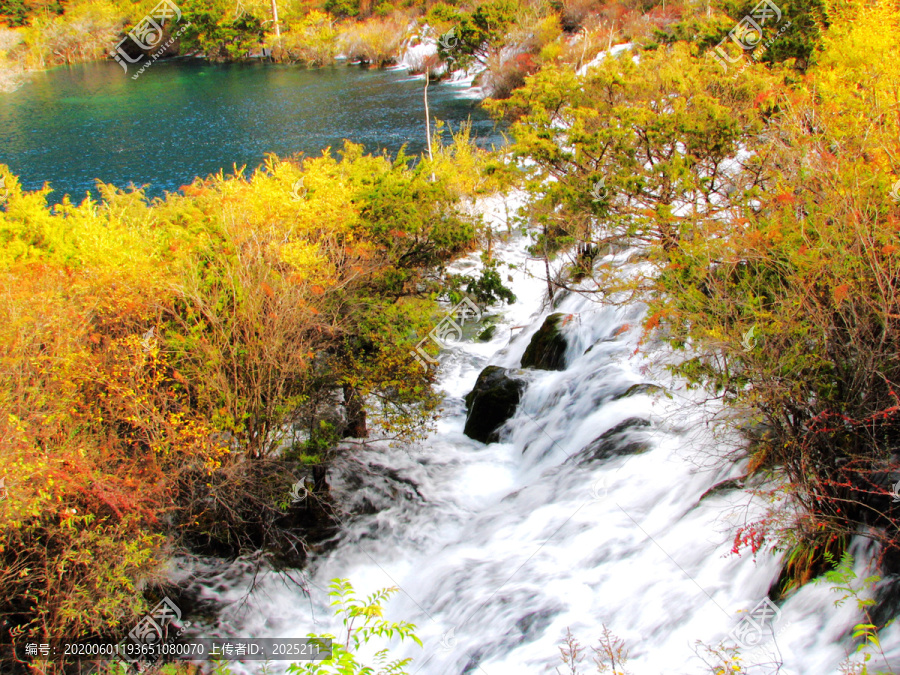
left=0, top=133, right=515, bottom=671
left=1, top=0, right=821, bottom=93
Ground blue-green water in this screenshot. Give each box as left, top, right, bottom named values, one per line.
left=0, top=59, right=502, bottom=203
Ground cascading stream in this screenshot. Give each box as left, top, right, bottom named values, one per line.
left=182, top=196, right=900, bottom=675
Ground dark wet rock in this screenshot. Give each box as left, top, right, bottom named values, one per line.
left=515, top=606, right=560, bottom=641
left=612, top=383, right=666, bottom=401
left=521, top=313, right=569, bottom=370
left=698, top=476, right=747, bottom=503
left=575, top=417, right=652, bottom=462
left=463, top=366, right=527, bottom=443
left=872, top=574, right=900, bottom=627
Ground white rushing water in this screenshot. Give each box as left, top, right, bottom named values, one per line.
left=181, top=195, right=900, bottom=675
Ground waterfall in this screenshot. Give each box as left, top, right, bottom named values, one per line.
left=395, top=28, right=485, bottom=95
left=180, top=194, right=900, bottom=675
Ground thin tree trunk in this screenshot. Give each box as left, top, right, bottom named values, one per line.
left=424, top=76, right=433, bottom=163
left=342, top=383, right=367, bottom=438
left=542, top=223, right=555, bottom=302
left=544, top=255, right=554, bottom=302
left=270, top=0, right=280, bottom=37
left=424, top=73, right=436, bottom=181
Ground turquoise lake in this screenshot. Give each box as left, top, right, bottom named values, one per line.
left=0, top=59, right=503, bottom=203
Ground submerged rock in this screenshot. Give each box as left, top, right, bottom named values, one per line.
left=574, top=417, right=652, bottom=462
left=698, top=476, right=747, bottom=503
left=463, top=366, right=527, bottom=443
left=477, top=324, right=496, bottom=342
left=521, top=313, right=569, bottom=370
left=612, top=383, right=666, bottom=401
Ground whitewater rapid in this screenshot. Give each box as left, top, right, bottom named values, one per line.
left=178, top=194, right=900, bottom=675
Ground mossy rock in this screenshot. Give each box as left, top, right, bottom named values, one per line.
left=463, top=366, right=527, bottom=444
left=477, top=325, right=496, bottom=342
left=521, top=313, right=569, bottom=371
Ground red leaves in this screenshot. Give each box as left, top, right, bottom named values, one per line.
left=731, top=522, right=767, bottom=557
left=644, top=311, right=664, bottom=331
left=514, top=53, right=537, bottom=74
left=753, top=90, right=773, bottom=108
left=833, top=283, right=850, bottom=303
left=774, top=192, right=797, bottom=204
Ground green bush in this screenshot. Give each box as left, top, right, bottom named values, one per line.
left=288, top=579, right=422, bottom=675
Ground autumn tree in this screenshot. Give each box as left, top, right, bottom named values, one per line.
left=488, top=42, right=781, bottom=297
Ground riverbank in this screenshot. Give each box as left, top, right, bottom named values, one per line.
left=0, top=4, right=433, bottom=93
left=0, top=129, right=516, bottom=673
left=0, top=0, right=749, bottom=97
